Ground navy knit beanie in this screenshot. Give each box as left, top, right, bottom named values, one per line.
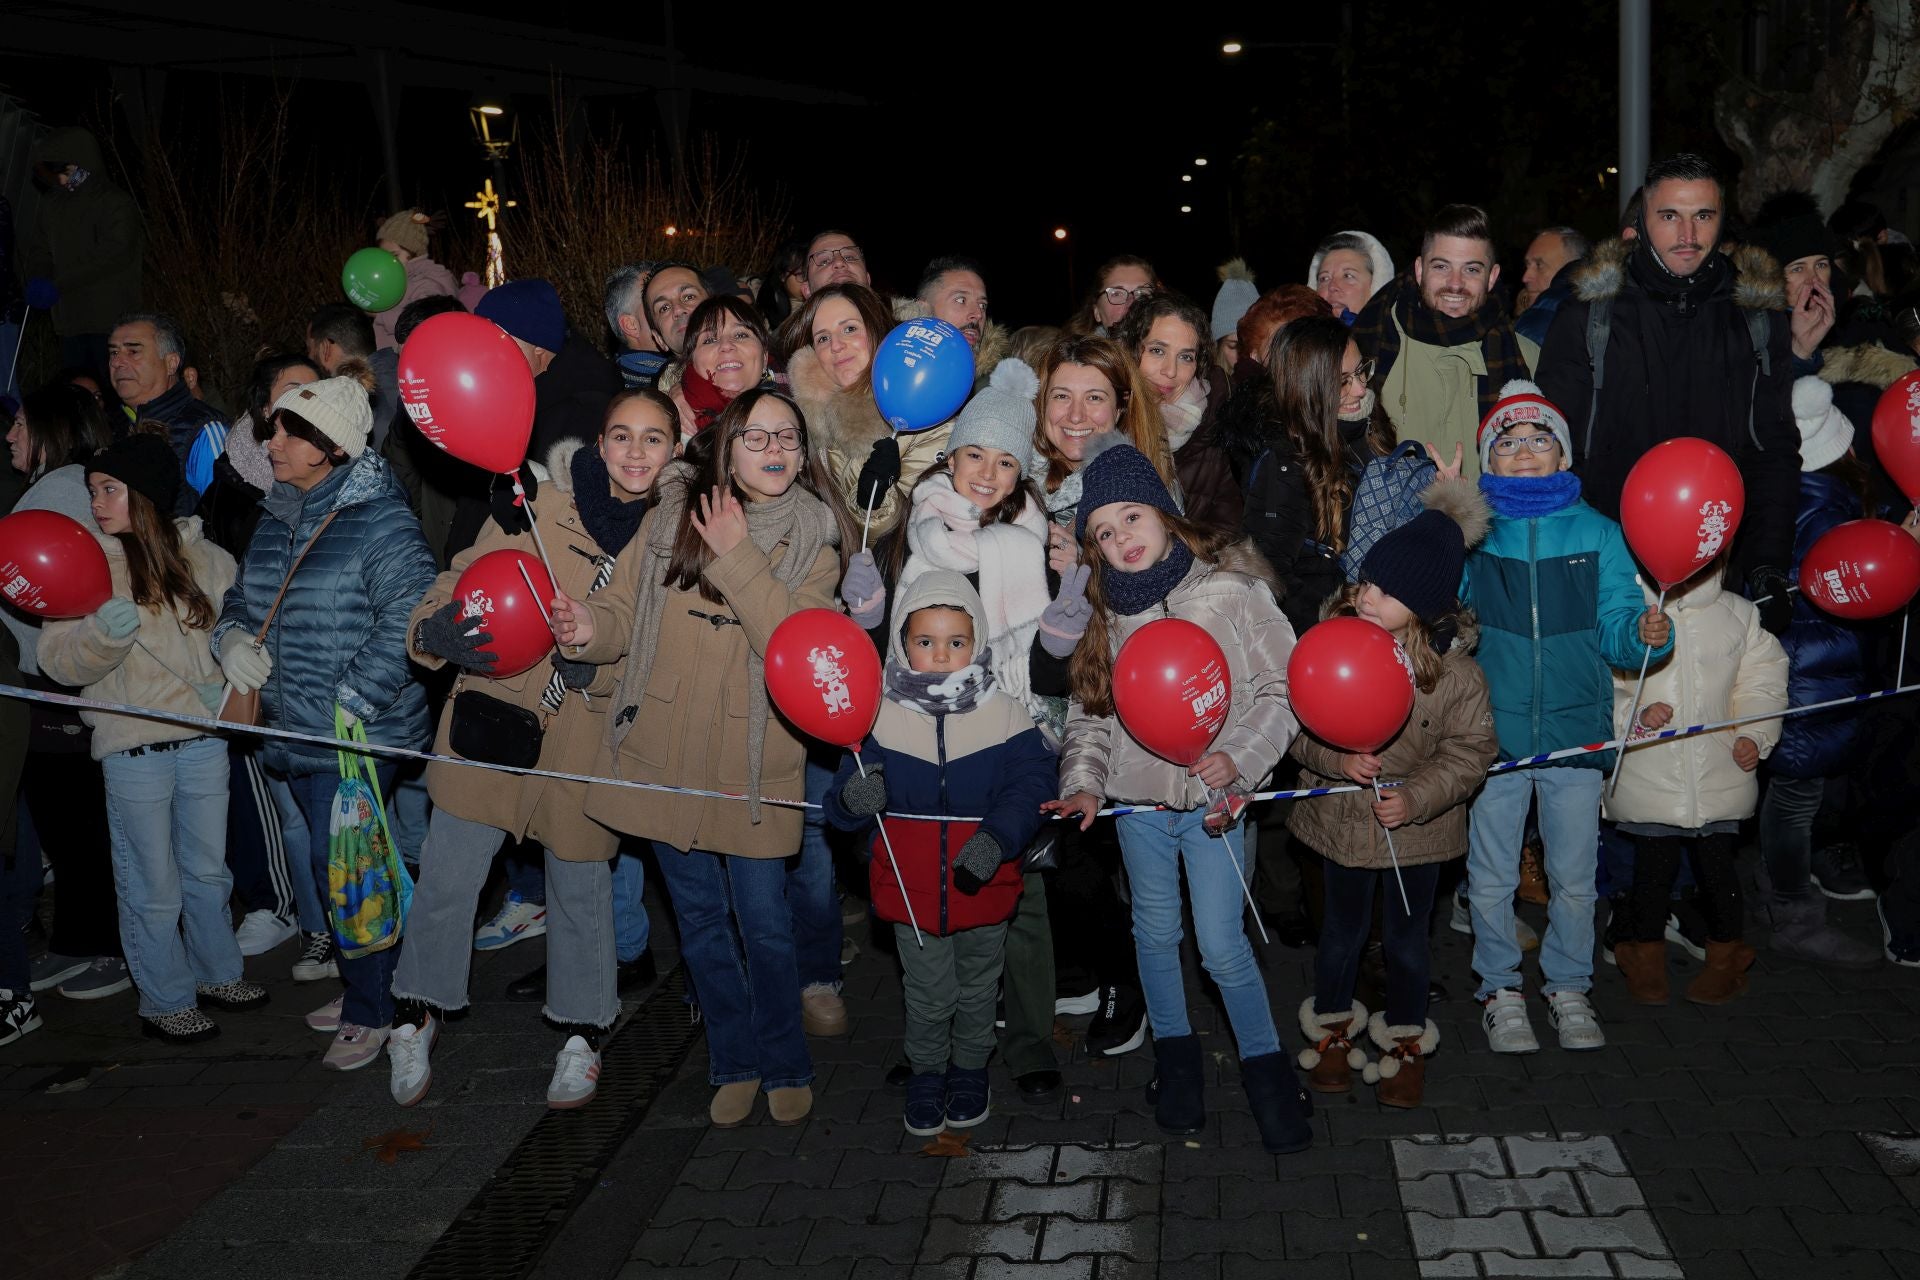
left=476, top=279, right=567, bottom=354
left=1360, top=508, right=1466, bottom=625
left=87, top=432, right=182, bottom=516
left=1073, top=434, right=1179, bottom=541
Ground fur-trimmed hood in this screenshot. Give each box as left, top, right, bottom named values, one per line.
left=1819, top=341, right=1917, bottom=391
left=1418, top=473, right=1491, bottom=552
left=545, top=438, right=582, bottom=496
left=785, top=339, right=893, bottom=457
left=1205, top=536, right=1284, bottom=602
left=1571, top=237, right=1787, bottom=312
left=892, top=295, right=1012, bottom=381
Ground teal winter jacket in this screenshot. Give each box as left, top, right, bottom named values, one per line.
left=1461, top=498, right=1670, bottom=769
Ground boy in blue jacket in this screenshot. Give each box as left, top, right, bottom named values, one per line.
left=1460, top=381, right=1671, bottom=1055
left=825, top=570, right=1055, bottom=1136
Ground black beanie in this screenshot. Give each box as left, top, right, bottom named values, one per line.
left=1360, top=508, right=1467, bottom=625
left=1754, top=214, right=1840, bottom=269
left=1074, top=433, right=1179, bottom=541
left=87, top=433, right=182, bottom=516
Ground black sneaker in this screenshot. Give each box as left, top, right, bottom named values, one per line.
left=0, top=988, right=42, bottom=1046
left=1812, top=843, right=1875, bottom=901
left=1084, top=984, right=1147, bottom=1057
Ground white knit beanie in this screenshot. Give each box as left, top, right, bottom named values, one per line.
left=1792, top=375, right=1854, bottom=473
left=947, top=357, right=1040, bottom=471
left=1477, top=379, right=1572, bottom=472
left=273, top=374, right=373, bottom=459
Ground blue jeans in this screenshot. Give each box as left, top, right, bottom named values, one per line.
left=268, top=773, right=325, bottom=933
left=613, top=843, right=650, bottom=963
left=1116, top=808, right=1279, bottom=1059
left=790, top=748, right=844, bottom=991
left=101, top=738, right=242, bottom=1017
left=650, top=841, right=811, bottom=1090
left=290, top=764, right=401, bottom=1029
left=1467, top=767, right=1601, bottom=1000
left=389, top=763, right=430, bottom=870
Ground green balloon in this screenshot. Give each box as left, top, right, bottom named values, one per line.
left=342, top=247, right=406, bottom=313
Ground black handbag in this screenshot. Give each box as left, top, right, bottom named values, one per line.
left=448, top=689, right=544, bottom=769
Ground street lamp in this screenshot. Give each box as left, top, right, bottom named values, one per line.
left=1222, top=40, right=1244, bottom=54
left=1193, top=157, right=1209, bottom=166
left=467, top=93, right=518, bottom=286
left=1052, top=227, right=1068, bottom=240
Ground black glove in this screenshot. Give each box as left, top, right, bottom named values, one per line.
left=951, top=832, right=1003, bottom=895
left=489, top=469, right=536, bottom=535
left=839, top=764, right=888, bottom=816
left=415, top=599, right=498, bottom=672
left=552, top=655, right=596, bottom=690
left=855, top=437, right=901, bottom=512
left=1748, top=566, right=1793, bottom=635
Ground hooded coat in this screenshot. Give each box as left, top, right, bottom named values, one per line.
left=1535, top=237, right=1800, bottom=580
left=1306, top=231, right=1396, bottom=311
left=786, top=338, right=953, bottom=536
left=21, top=128, right=143, bottom=338
left=823, top=571, right=1055, bottom=936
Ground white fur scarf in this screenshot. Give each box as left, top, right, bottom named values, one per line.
left=898, top=476, right=1053, bottom=717
left=1162, top=376, right=1209, bottom=454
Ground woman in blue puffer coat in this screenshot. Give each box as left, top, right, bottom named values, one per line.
left=1755, top=378, right=1881, bottom=969
left=214, top=367, right=438, bottom=1067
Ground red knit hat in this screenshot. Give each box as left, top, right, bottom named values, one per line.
left=1478, top=379, right=1572, bottom=470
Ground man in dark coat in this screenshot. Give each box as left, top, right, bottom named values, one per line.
left=1535, top=153, right=1801, bottom=631
left=475, top=279, right=623, bottom=460
left=106, top=312, right=224, bottom=516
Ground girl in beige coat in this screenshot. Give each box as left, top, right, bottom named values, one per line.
left=550, top=388, right=852, bottom=1130
left=386, top=391, right=677, bottom=1112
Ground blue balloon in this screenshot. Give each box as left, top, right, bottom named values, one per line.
left=24, top=276, right=59, bottom=311
left=871, top=318, right=975, bottom=433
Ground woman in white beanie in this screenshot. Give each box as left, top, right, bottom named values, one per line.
left=212, top=366, right=438, bottom=1070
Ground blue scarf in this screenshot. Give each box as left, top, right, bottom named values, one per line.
left=1101, top=542, right=1195, bottom=616
left=1479, top=470, right=1582, bottom=519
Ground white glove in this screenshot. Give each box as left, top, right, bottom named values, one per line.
left=219, top=631, right=273, bottom=694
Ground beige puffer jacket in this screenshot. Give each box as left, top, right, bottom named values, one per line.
left=1602, top=572, right=1788, bottom=829
left=1058, top=542, right=1299, bottom=808
left=39, top=518, right=236, bottom=760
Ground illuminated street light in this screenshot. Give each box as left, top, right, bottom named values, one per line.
left=1222, top=41, right=1243, bottom=54
left=1194, top=157, right=1209, bottom=166
left=1181, top=174, right=1192, bottom=183
left=1180, top=205, right=1192, bottom=213
left=1053, top=227, right=1068, bottom=240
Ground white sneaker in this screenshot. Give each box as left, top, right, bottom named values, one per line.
left=234, top=910, right=297, bottom=957
left=1480, top=989, right=1539, bottom=1054
left=474, top=892, right=547, bottom=951
left=1449, top=893, right=1473, bottom=935
left=388, top=1015, right=437, bottom=1106
left=1545, top=990, right=1606, bottom=1051
left=1054, top=989, right=1101, bottom=1016
left=547, top=1035, right=602, bottom=1109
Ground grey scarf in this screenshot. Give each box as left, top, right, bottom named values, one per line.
left=606, top=463, right=839, bottom=822
left=883, top=649, right=994, bottom=717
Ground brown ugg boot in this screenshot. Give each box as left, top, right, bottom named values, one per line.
left=1361, top=1012, right=1438, bottom=1109
left=1517, top=842, right=1550, bottom=906
left=1613, top=939, right=1670, bottom=1006
left=1685, top=939, right=1757, bottom=1005
left=1295, top=998, right=1368, bottom=1093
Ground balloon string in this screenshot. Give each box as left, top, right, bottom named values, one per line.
left=516, top=560, right=586, bottom=707
left=857, top=430, right=898, bottom=555
left=511, top=470, right=563, bottom=591
left=1371, top=777, right=1412, bottom=915
left=3, top=306, right=28, bottom=394
left=855, top=748, right=922, bottom=947
left=1609, top=586, right=1667, bottom=800
left=1219, top=819, right=1269, bottom=946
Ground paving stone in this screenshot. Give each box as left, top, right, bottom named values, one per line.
left=1480, top=1250, right=1613, bottom=1276
left=1703, top=1168, right=1842, bottom=1213
left=1619, top=1133, right=1752, bottom=1174
left=1284, top=1209, right=1411, bottom=1259
left=1417, top=1255, right=1479, bottom=1276
left=651, top=1184, right=774, bottom=1228
left=1390, top=1136, right=1507, bottom=1179
left=1501, top=1134, right=1627, bottom=1176
left=990, top=1180, right=1101, bottom=1220
left=798, top=1219, right=925, bottom=1265
left=1531, top=1207, right=1667, bottom=1256
left=1332, top=1173, right=1402, bottom=1217
left=1053, top=1143, right=1160, bottom=1184
left=1226, top=1172, right=1336, bottom=1218
left=1456, top=1170, right=1582, bottom=1214
left=1158, top=1215, right=1221, bottom=1262
left=974, top=1260, right=1091, bottom=1280
left=1737, top=1130, right=1878, bottom=1173
left=1656, top=1204, right=1801, bottom=1257
left=874, top=1181, right=940, bottom=1224
left=1822, top=1167, right=1915, bottom=1213
left=1546, top=1103, right=1672, bottom=1137
left=831, top=1151, right=949, bottom=1189
left=678, top=1152, right=741, bottom=1191
left=1787, top=1209, right=1920, bottom=1255
left=684, top=1220, right=810, bottom=1267
left=928, top=1182, right=991, bottom=1222
left=1773, top=1098, right=1909, bottom=1136
left=918, top=1215, right=1043, bottom=1263
left=1327, top=1106, right=1447, bottom=1144
left=1036, top=1216, right=1160, bottom=1262
left=762, top=1180, right=878, bottom=1225
left=1397, top=1174, right=1459, bottom=1216
left=1574, top=1170, right=1647, bottom=1214
left=940, top=1144, right=1056, bottom=1185
left=1406, top=1210, right=1534, bottom=1258
left=1612, top=1258, right=1687, bottom=1278
left=1160, top=1177, right=1217, bottom=1219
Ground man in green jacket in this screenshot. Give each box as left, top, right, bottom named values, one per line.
left=22, top=127, right=144, bottom=380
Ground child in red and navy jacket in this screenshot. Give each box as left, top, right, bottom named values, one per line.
left=825, top=569, right=1056, bottom=1137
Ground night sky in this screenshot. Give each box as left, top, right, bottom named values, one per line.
left=3, top=1, right=1752, bottom=327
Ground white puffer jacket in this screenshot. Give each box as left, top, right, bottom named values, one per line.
left=1602, top=572, right=1788, bottom=829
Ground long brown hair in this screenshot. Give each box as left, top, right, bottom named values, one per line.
left=106, top=462, right=216, bottom=632
left=1068, top=508, right=1239, bottom=718
left=661, top=388, right=854, bottom=603
left=1322, top=583, right=1447, bottom=694
left=1030, top=334, right=1177, bottom=495
left=777, top=282, right=896, bottom=384
left=1267, top=316, right=1389, bottom=552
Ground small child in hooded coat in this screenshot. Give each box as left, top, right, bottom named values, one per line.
left=824, top=569, right=1056, bottom=1135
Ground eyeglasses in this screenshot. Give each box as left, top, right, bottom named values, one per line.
left=1339, top=359, right=1376, bottom=390
left=1100, top=285, right=1154, bottom=305
left=736, top=427, right=802, bottom=452
left=808, top=245, right=864, bottom=271
left=1491, top=433, right=1561, bottom=456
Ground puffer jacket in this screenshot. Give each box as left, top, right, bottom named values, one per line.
left=1287, top=612, right=1498, bottom=868
left=213, top=451, right=437, bottom=776
left=39, top=518, right=235, bottom=760
left=823, top=573, right=1056, bottom=935
left=410, top=441, right=626, bottom=859
left=1059, top=541, right=1298, bottom=808
left=787, top=339, right=953, bottom=537
left=1604, top=573, right=1788, bottom=829
left=1769, top=469, right=1874, bottom=778
left=20, top=127, right=143, bottom=338
left=1462, top=491, right=1670, bottom=770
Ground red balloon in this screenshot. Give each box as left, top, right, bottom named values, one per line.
left=1798, top=518, right=1920, bottom=620
left=1619, top=437, right=1747, bottom=589
left=1112, top=619, right=1232, bottom=766
left=452, top=550, right=558, bottom=679
left=1286, top=617, right=1415, bottom=754
left=397, top=312, right=536, bottom=474
left=0, top=510, right=112, bottom=619
left=1871, top=369, right=1920, bottom=504
left=764, top=609, right=882, bottom=748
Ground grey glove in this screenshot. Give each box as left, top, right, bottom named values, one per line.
left=552, top=654, right=596, bottom=690
left=842, top=549, right=886, bottom=630
left=951, top=832, right=1004, bottom=895
left=415, top=599, right=499, bottom=672
left=1037, top=563, right=1092, bottom=659
left=839, top=764, right=888, bottom=816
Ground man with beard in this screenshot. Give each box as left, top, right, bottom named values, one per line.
left=1536, top=153, right=1800, bottom=628
left=641, top=261, right=710, bottom=359
left=910, top=256, right=1008, bottom=384
left=1351, top=204, right=1537, bottom=477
